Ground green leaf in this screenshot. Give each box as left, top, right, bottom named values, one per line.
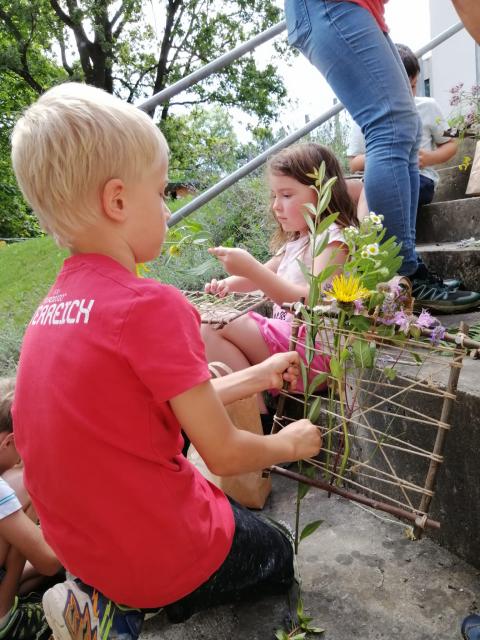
left=412, top=351, right=423, bottom=364
left=315, top=264, right=338, bottom=283
left=315, top=212, right=339, bottom=236
left=383, top=367, right=396, bottom=381
left=347, top=315, right=371, bottom=332
left=352, top=338, right=375, bottom=368
left=308, top=372, right=328, bottom=395
left=291, top=633, right=307, bottom=640
left=300, top=519, right=323, bottom=542
left=329, top=357, right=342, bottom=379
left=275, top=630, right=289, bottom=640
left=178, top=256, right=217, bottom=276
left=308, top=396, right=322, bottom=423
left=303, top=212, right=316, bottom=235
left=299, top=360, right=309, bottom=396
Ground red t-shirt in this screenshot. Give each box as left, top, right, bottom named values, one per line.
left=338, top=0, right=388, bottom=32
left=13, top=253, right=234, bottom=607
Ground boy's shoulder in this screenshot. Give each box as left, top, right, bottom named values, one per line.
left=415, top=96, right=443, bottom=115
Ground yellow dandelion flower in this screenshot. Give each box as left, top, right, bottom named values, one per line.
left=169, top=245, right=181, bottom=257
left=325, top=274, right=370, bottom=303
left=135, top=263, right=150, bottom=277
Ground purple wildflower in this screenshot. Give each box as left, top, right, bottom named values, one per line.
left=465, top=110, right=477, bottom=126
left=430, top=324, right=446, bottom=346
left=471, top=84, right=480, bottom=97
left=449, top=82, right=464, bottom=94
left=353, top=298, right=365, bottom=314
left=394, top=310, right=413, bottom=333
left=449, top=94, right=461, bottom=106
left=416, top=309, right=436, bottom=329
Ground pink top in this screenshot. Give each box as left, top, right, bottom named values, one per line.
left=336, top=0, right=388, bottom=32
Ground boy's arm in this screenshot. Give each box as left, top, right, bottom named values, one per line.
left=419, top=140, right=458, bottom=169
left=210, top=351, right=300, bottom=406
left=0, top=510, right=61, bottom=576
left=170, top=380, right=322, bottom=475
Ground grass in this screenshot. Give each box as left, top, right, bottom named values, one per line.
left=0, top=236, right=67, bottom=328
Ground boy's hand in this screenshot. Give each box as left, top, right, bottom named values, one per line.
left=419, top=149, right=433, bottom=169
left=277, top=419, right=322, bottom=460
left=205, top=278, right=230, bottom=297
left=208, top=246, right=259, bottom=277
left=259, top=352, right=300, bottom=391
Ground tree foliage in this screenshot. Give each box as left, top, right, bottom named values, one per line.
left=0, top=0, right=290, bottom=237
left=0, top=0, right=289, bottom=120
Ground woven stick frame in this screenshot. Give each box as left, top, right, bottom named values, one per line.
left=268, top=304, right=473, bottom=533
left=181, top=291, right=266, bottom=327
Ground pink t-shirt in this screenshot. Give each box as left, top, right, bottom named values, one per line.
left=337, top=0, right=388, bottom=32
left=13, top=253, right=234, bottom=608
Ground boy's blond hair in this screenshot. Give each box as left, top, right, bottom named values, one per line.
left=11, top=82, right=168, bottom=247
left=0, top=378, right=15, bottom=434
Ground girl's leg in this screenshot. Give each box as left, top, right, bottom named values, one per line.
left=285, top=0, right=420, bottom=275
left=202, top=316, right=273, bottom=413
left=164, top=499, right=294, bottom=623
left=202, top=316, right=272, bottom=371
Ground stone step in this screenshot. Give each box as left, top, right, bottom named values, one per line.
left=417, top=197, right=480, bottom=243
left=433, top=165, right=471, bottom=203
left=416, top=241, right=480, bottom=291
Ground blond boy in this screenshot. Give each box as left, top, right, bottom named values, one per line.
left=11, top=83, right=321, bottom=640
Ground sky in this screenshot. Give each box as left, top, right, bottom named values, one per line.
left=252, top=0, right=432, bottom=132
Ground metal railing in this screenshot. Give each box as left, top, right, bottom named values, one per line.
left=137, top=19, right=464, bottom=229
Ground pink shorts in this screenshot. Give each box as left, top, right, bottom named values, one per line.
left=249, top=312, right=330, bottom=394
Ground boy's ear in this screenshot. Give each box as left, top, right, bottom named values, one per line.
left=0, top=432, right=14, bottom=449
left=102, top=178, right=128, bottom=223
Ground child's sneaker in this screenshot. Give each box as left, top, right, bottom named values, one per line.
left=0, top=596, right=51, bottom=640
left=42, top=579, right=144, bottom=640
left=462, top=613, right=480, bottom=640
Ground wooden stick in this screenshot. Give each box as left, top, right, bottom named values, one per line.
left=269, top=464, right=440, bottom=530
left=412, top=322, right=467, bottom=538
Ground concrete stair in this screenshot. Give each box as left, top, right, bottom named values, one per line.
left=410, top=151, right=480, bottom=571
left=416, top=143, right=480, bottom=293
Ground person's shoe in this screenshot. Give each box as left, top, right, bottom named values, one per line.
left=411, top=278, right=480, bottom=313
left=0, top=596, right=51, bottom=640
left=411, top=262, right=462, bottom=291
left=42, top=579, right=144, bottom=640
left=461, top=613, right=480, bottom=640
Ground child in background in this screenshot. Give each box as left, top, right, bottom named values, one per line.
left=345, top=43, right=480, bottom=311
left=0, top=378, right=61, bottom=640
left=203, top=143, right=357, bottom=409
left=348, top=43, right=458, bottom=213
left=11, top=83, right=322, bottom=640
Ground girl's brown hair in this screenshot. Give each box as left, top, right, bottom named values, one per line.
left=267, top=142, right=357, bottom=252
left=0, top=378, right=15, bottom=434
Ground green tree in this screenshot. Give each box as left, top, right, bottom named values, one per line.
left=0, top=0, right=289, bottom=120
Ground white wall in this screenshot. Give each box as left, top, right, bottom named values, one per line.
left=428, top=0, right=477, bottom=116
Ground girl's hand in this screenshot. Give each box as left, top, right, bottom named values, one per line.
left=205, top=278, right=230, bottom=297
left=258, top=352, right=300, bottom=391
left=277, top=419, right=322, bottom=460
left=208, top=246, right=259, bottom=277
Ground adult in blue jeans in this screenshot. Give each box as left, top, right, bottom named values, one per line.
left=284, top=0, right=480, bottom=313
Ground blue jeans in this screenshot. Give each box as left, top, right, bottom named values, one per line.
left=284, top=0, right=422, bottom=275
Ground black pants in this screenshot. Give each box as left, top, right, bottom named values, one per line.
left=418, top=175, right=435, bottom=209
left=164, top=499, right=294, bottom=623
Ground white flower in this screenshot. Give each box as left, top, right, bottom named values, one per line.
left=347, top=225, right=359, bottom=234
left=361, top=249, right=369, bottom=258
left=366, top=243, right=379, bottom=256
